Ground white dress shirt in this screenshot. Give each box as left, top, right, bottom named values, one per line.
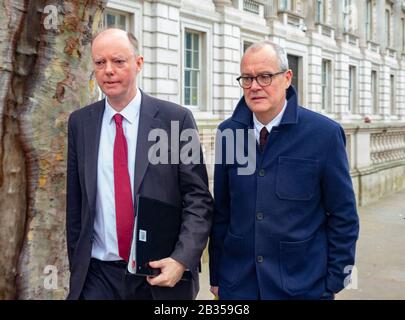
left=253, top=100, right=287, bottom=144
left=91, top=88, right=141, bottom=261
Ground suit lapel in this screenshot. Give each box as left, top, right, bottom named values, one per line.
left=134, top=92, right=161, bottom=196
left=84, top=100, right=105, bottom=214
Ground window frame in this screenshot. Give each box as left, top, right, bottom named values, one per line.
left=371, top=70, right=379, bottom=114
left=390, top=74, right=396, bottom=115
left=348, top=65, right=357, bottom=113
left=184, top=30, right=202, bottom=108
left=385, top=8, right=391, bottom=48
left=366, top=0, right=373, bottom=41
left=321, top=59, right=331, bottom=112
left=180, top=19, right=212, bottom=112
left=343, top=0, right=352, bottom=33
left=280, top=0, right=294, bottom=11
left=316, top=0, right=327, bottom=24
left=402, top=17, right=405, bottom=53
left=103, top=9, right=130, bottom=30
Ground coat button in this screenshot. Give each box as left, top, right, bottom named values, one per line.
left=256, top=212, right=264, bottom=220
left=257, top=255, right=264, bottom=263
left=259, top=169, right=265, bottom=177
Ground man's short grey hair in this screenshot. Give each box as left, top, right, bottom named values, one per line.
left=244, top=40, right=289, bottom=71
left=92, top=28, right=140, bottom=56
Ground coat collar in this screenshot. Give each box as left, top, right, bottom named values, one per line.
left=133, top=90, right=161, bottom=196
left=83, top=99, right=105, bottom=213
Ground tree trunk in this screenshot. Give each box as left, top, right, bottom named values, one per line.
left=0, top=0, right=106, bottom=299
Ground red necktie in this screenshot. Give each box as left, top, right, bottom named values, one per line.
left=113, top=114, right=134, bottom=261
left=259, top=127, right=269, bottom=152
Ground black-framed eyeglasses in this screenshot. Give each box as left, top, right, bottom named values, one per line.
left=236, top=71, right=286, bottom=89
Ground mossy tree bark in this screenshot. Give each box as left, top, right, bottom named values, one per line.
left=0, top=0, right=106, bottom=299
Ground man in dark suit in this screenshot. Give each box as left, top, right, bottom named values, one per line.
left=209, top=41, right=359, bottom=300
left=66, top=28, right=213, bottom=300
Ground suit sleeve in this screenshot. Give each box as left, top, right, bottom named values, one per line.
left=321, top=125, right=359, bottom=293
left=66, top=113, right=82, bottom=270
left=208, top=127, right=231, bottom=286
left=170, top=109, right=214, bottom=270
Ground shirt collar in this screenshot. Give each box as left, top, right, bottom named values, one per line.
left=253, top=99, right=288, bottom=133
left=105, top=87, right=142, bottom=124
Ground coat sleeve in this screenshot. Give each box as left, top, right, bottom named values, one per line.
left=66, top=112, right=82, bottom=270
left=170, top=109, right=214, bottom=271
left=321, top=125, right=359, bottom=293
left=208, top=126, right=231, bottom=286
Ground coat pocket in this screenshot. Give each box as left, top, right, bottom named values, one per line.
left=279, top=233, right=327, bottom=296
left=219, top=230, right=245, bottom=287
left=276, top=156, right=318, bottom=201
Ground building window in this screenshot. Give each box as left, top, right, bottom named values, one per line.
left=348, top=65, right=357, bottom=113
left=321, top=59, right=331, bottom=111
left=316, top=0, right=325, bottom=24
left=371, top=70, right=378, bottom=114
left=343, top=0, right=352, bottom=33
left=184, top=31, right=201, bottom=107
left=287, top=54, right=302, bottom=101
left=385, top=9, right=391, bottom=47
left=280, top=0, right=293, bottom=11
left=366, top=0, right=373, bottom=41
left=103, top=9, right=129, bottom=30
left=390, top=74, right=396, bottom=115
left=243, top=41, right=253, bottom=53
left=402, top=18, right=405, bottom=52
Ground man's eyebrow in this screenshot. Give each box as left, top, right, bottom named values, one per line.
left=111, top=55, right=128, bottom=59
left=241, top=72, right=274, bottom=76
left=92, top=55, right=128, bottom=60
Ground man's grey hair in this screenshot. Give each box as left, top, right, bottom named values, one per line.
left=92, top=28, right=140, bottom=56
left=243, top=40, right=289, bottom=71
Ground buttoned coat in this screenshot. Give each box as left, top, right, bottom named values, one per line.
left=209, top=86, right=359, bottom=299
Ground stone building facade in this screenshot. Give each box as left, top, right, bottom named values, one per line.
left=103, top=0, right=405, bottom=205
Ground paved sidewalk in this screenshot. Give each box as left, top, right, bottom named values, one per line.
left=197, top=189, right=405, bottom=300
left=337, top=189, right=405, bottom=299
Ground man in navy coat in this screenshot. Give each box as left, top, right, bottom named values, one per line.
left=209, top=41, right=359, bottom=300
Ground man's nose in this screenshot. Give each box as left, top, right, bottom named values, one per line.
left=250, top=78, right=261, bottom=90
left=105, top=61, right=114, bottom=75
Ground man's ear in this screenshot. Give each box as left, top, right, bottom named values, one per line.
left=285, top=69, right=293, bottom=89
left=135, top=55, right=144, bottom=71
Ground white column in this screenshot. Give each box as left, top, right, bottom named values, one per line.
left=379, top=64, right=390, bottom=117
left=307, top=46, right=322, bottom=111
left=212, top=22, right=241, bottom=114
left=143, top=1, right=181, bottom=103
left=375, top=0, right=386, bottom=51
left=357, top=0, right=367, bottom=49
left=397, top=59, right=405, bottom=119
left=334, top=53, right=350, bottom=116
left=359, top=59, right=372, bottom=116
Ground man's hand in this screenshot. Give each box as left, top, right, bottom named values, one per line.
left=210, top=286, right=219, bottom=299
left=146, top=257, right=186, bottom=287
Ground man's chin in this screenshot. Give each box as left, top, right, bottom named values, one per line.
left=102, top=90, right=122, bottom=98
left=248, top=102, right=271, bottom=113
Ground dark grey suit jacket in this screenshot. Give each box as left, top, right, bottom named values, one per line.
left=66, top=91, right=213, bottom=299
